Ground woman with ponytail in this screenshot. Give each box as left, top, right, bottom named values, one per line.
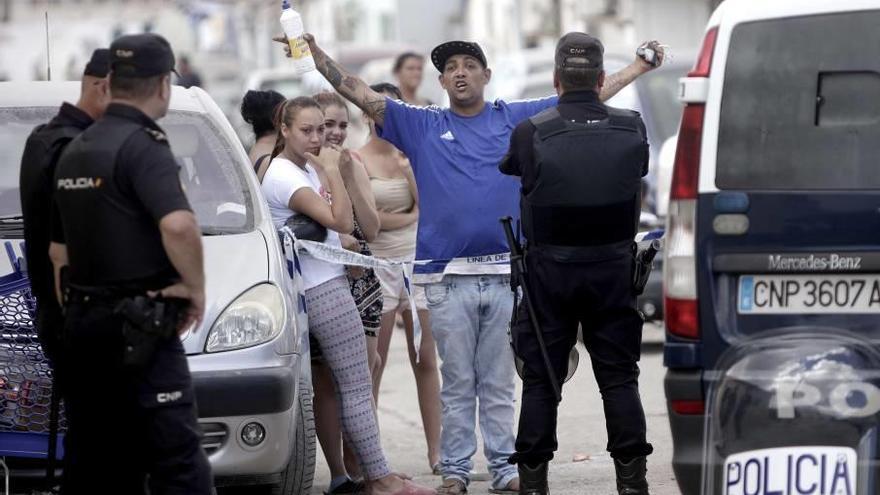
left=308, top=91, right=389, bottom=493
left=261, top=96, right=435, bottom=495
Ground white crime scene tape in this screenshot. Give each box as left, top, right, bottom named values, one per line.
left=280, top=227, right=665, bottom=362
left=280, top=227, right=424, bottom=361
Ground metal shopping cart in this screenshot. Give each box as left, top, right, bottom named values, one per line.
left=0, top=242, right=64, bottom=495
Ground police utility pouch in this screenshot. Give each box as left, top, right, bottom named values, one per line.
left=115, top=296, right=185, bottom=368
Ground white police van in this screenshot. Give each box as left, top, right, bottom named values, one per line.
left=661, top=1, right=880, bottom=493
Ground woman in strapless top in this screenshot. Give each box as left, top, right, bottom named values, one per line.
left=359, top=83, right=442, bottom=475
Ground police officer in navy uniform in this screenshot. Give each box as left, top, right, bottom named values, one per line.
left=19, top=48, right=111, bottom=365
left=51, top=33, right=213, bottom=494
left=499, top=33, right=655, bottom=495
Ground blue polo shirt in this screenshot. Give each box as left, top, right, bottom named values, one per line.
left=377, top=96, right=557, bottom=282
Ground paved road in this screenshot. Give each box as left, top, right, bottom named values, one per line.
left=2, top=324, right=675, bottom=495
left=311, top=322, right=681, bottom=494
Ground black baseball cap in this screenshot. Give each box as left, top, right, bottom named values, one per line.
left=555, top=32, right=604, bottom=71
left=430, top=41, right=487, bottom=72
left=83, top=48, right=111, bottom=78
left=110, top=33, right=177, bottom=78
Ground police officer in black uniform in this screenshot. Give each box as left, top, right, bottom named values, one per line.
left=20, top=48, right=111, bottom=364
left=51, top=33, right=213, bottom=494
left=499, top=33, right=655, bottom=495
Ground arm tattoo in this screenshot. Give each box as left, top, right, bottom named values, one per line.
left=324, top=60, right=343, bottom=87
left=313, top=47, right=345, bottom=89
left=364, top=96, right=386, bottom=124
left=311, top=44, right=386, bottom=124
left=599, top=65, right=639, bottom=102
left=342, top=76, right=359, bottom=92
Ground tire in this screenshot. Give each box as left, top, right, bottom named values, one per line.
left=271, top=377, right=316, bottom=495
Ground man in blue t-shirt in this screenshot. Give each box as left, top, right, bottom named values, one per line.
left=280, top=33, right=664, bottom=494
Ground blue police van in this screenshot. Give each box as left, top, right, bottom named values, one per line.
left=662, top=1, right=880, bottom=493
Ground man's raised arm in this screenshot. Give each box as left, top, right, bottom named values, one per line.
left=274, top=34, right=387, bottom=126
left=599, top=40, right=666, bottom=102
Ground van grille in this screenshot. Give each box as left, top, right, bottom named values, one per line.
left=0, top=272, right=67, bottom=437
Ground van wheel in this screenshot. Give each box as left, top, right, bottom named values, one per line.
left=271, top=377, right=316, bottom=495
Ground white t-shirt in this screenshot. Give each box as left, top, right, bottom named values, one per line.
left=262, top=157, right=345, bottom=290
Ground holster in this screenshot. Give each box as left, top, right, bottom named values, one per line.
left=114, top=296, right=186, bottom=369
left=632, top=262, right=650, bottom=296
left=632, top=240, right=661, bottom=296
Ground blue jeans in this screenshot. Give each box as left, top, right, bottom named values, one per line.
left=423, top=274, right=518, bottom=489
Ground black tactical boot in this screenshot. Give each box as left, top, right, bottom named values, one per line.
left=518, top=462, right=549, bottom=495
left=614, top=457, right=649, bottom=495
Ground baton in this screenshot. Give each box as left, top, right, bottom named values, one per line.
left=500, top=217, right=562, bottom=403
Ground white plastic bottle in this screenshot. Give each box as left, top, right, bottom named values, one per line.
left=279, top=0, right=316, bottom=74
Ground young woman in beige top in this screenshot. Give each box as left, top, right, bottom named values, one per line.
left=360, top=83, right=441, bottom=474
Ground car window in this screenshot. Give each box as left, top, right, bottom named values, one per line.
left=259, top=71, right=333, bottom=99
left=717, top=10, right=880, bottom=190
left=0, top=107, right=54, bottom=219
left=606, top=84, right=640, bottom=114
left=0, top=106, right=255, bottom=235
left=520, top=82, right=554, bottom=100
left=162, top=111, right=255, bottom=234
left=260, top=80, right=307, bottom=98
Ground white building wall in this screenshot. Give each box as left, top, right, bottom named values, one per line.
left=396, top=0, right=464, bottom=51
left=518, top=0, right=711, bottom=57
left=466, top=0, right=522, bottom=60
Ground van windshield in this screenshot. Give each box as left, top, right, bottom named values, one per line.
left=0, top=106, right=254, bottom=236
left=716, top=10, right=880, bottom=190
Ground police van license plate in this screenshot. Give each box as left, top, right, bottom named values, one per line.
left=724, top=446, right=856, bottom=495
left=738, top=274, right=880, bottom=314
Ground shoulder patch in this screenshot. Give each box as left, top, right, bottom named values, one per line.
left=143, top=128, right=168, bottom=143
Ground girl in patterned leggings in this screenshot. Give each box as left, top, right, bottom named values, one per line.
left=311, top=91, right=387, bottom=493
left=261, top=96, right=434, bottom=495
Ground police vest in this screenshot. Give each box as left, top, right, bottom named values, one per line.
left=522, top=106, right=647, bottom=247
left=55, top=118, right=176, bottom=289
left=21, top=123, right=84, bottom=298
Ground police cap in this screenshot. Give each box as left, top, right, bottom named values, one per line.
left=555, top=32, right=604, bottom=71
left=83, top=48, right=111, bottom=78
left=430, top=41, right=488, bottom=72
left=110, top=33, right=177, bottom=78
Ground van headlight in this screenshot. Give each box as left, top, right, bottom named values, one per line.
left=206, top=284, right=285, bottom=353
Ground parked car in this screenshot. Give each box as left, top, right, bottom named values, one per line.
left=663, top=1, right=880, bottom=493
left=0, top=81, right=315, bottom=494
